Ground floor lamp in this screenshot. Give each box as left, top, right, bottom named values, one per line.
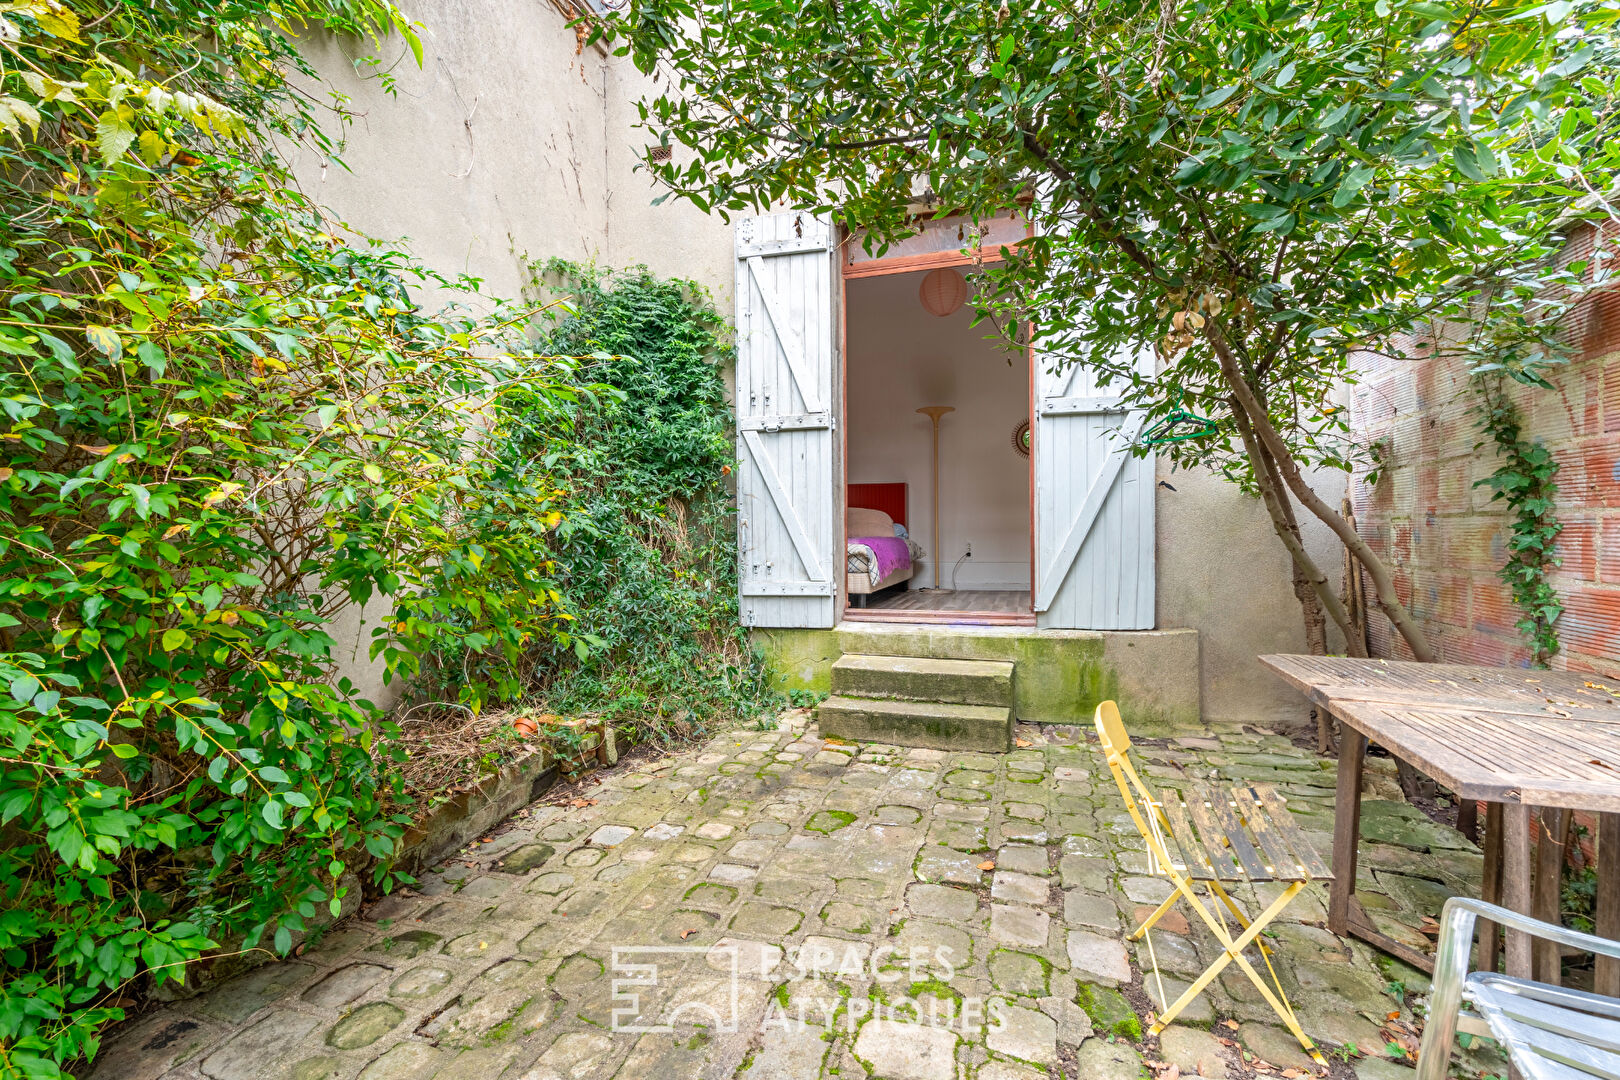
left=916, top=406, right=954, bottom=590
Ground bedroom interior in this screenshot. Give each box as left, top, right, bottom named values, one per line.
left=843, top=263, right=1033, bottom=619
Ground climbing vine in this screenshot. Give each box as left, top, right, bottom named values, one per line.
left=1472, top=378, right=1564, bottom=666
left=469, top=260, right=778, bottom=743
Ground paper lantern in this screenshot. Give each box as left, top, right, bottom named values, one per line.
left=918, top=267, right=967, bottom=317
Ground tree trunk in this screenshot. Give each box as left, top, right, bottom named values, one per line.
left=1209, top=327, right=1437, bottom=663
left=1259, top=441, right=1329, bottom=656
left=1229, top=399, right=1365, bottom=659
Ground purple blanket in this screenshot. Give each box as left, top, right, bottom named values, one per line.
left=851, top=535, right=911, bottom=581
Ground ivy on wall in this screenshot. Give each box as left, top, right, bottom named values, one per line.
left=484, top=260, right=778, bottom=743
left=1473, top=378, right=1564, bottom=665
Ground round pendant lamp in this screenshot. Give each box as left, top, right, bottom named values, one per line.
left=918, top=267, right=968, bottom=317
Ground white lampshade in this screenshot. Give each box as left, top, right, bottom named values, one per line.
left=918, top=267, right=967, bottom=317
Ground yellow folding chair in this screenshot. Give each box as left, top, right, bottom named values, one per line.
left=1094, top=701, right=1332, bottom=1067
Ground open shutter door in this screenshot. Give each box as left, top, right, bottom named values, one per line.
left=1033, top=346, right=1155, bottom=629
left=735, top=211, right=838, bottom=628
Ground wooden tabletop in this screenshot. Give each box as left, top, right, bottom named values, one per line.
left=1260, top=654, right=1620, bottom=812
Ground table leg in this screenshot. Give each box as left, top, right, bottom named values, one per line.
left=1597, top=812, right=1620, bottom=999
left=1330, top=727, right=1367, bottom=936
left=1531, top=807, right=1570, bottom=985
left=1502, top=803, right=1533, bottom=980
left=1457, top=799, right=1479, bottom=844
left=1478, top=802, right=1503, bottom=975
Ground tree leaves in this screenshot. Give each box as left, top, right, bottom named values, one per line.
left=94, top=111, right=135, bottom=164
left=84, top=325, right=121, bottom=360
left=1332, top=165, right=1375, bottom=208
left=0, top=3, right=563, bottom=1072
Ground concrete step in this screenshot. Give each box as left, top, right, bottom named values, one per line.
left=831, top=654, right=1014, bottom=708
left=817, top=695, right=1014, bottom=753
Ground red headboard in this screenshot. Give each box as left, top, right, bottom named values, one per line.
left=848, top=483, right=907, bottom=529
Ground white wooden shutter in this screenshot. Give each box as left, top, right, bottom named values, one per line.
left=1033, top=346, right=1155, bottom=629
left=734, top=211, right=838, bottom=628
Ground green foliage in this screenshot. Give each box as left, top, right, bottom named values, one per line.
left=614, top=0, right=1619, bottom=459
left=461, top=260, right=776, bottom=744
left=610, top=0, right=1619, bottom=657
left=0, top=4, right=575, bottom=1076
left=1473, top=379, right=1563, bottom=664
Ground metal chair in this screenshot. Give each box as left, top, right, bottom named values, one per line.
left=1417, top=897, right=1620, bottom=1080
left=1094, top=701, right=1331, bottom=1066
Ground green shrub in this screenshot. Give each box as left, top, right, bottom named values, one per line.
left=0, top=4, right=577, bottom=1075
left=480, top=261, right=777, bottom=743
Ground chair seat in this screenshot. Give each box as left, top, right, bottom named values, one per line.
left=1465, top=973, right=1620, bottom=1080
left=1152, top=782, right=1333, bottom=884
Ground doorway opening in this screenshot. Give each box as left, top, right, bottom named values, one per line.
left=841, top=245, right=1034, bottom=624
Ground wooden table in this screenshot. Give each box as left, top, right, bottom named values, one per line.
left=1260, top=654, right=1620, bottom=989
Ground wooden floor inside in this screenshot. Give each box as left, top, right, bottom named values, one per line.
left=860, top=589, right=1031, bottom=614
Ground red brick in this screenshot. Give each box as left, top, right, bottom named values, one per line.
left=1578, top=285, right=1620, bottom=363
left=1437, top=459, right=1469, bottom=507
left=1554, top=441, right=1620, bottom=509
left=1556, top=517, right=1597, bottom=581
left=1472, top=577, right=1519, bottom=637
left=1606, top=365, right=1620, bottom=434
left=1444, top=633, right=1513, bottom=667
left=1435, top=573, right=1470, bottom=623
left=1600, top=518, right=1620, bottom=584
left=1561, top=589, right=1620, bottom=657
left=1443, top=519, right=1505, bottom=571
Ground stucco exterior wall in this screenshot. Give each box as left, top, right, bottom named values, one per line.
left=1156, top=460, right=1348, bottom=728
left=287, top=5, right=734, bottom=705
left=602, top=61, right=737, bottom=308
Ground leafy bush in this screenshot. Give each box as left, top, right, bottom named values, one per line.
left=0, top=3, right=576, bottom=1075
left=477, top=261, right=776, bottom=742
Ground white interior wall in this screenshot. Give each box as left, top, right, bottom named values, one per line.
left=846, top=270, right=1031, bottom=591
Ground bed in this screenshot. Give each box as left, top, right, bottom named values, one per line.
left=846, top=503, right=925, bottom=604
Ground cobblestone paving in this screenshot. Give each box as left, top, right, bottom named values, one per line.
left=96, top=715, right=1508, bottom=1080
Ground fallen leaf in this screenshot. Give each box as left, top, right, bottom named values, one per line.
left=1223, top=1019, right=1240, bottom=1030
left=76, top=443, right=112, bottom=455
left=1015, top=738, right=1031, bottom=747
left=978, top=860, right=996, bottom=871
left=680, top=928, right=699, bottom=940
left=1282, top=1070, right=1301, bottom=1078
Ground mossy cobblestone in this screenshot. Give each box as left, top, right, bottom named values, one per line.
left=94, top=715, right=1501, bottom=1080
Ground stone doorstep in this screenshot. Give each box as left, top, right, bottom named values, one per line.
left=830, top=653, right=1015, bottom=708
left=817, top=696, right=1014, bottom=753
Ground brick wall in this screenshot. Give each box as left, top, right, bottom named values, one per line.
left=1350, top=222, right=1620, bottom=675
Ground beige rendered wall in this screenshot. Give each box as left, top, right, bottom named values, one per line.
left=602, top=60, right=737, bottom=308
left=287, top=5, right=733, bottom=705
left=1156, top=459, right=1348, bottom=728
left=845, top=270, right=1032, bottom=590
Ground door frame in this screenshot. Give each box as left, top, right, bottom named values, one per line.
left=836, top=219, right=1036, bottom=626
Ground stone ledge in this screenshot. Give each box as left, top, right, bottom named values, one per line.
left=757, top=625, right=1203, bottom=733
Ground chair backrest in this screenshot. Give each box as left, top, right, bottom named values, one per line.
left=1094, top=701, right=1173, bottom=873
left=1095, top=700, right=1132, bottom=758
